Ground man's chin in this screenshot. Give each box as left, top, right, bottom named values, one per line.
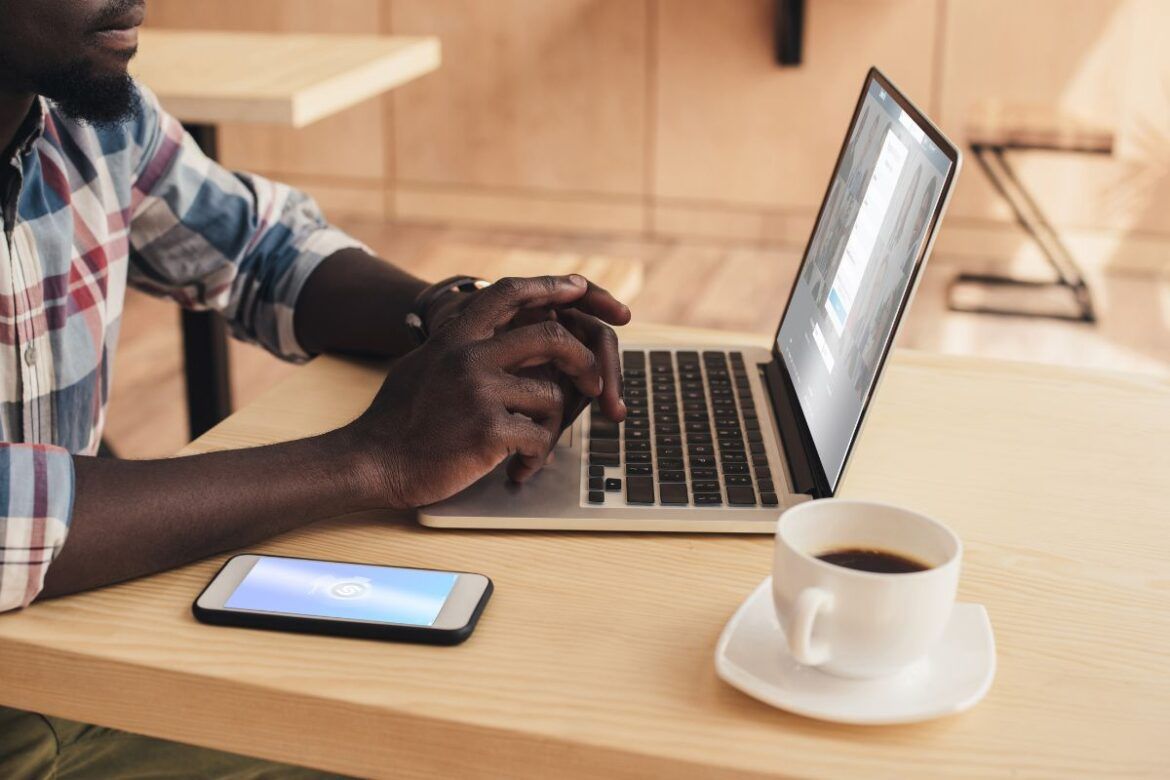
left=39, top=60, right=138, bottom=126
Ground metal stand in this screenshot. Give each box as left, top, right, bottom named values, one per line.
left=947, top=142, right=1097, bottom=323
left=180, top=123, right=233, bottom=438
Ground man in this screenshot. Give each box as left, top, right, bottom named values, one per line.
left=0, top=0, right=629, bottom=775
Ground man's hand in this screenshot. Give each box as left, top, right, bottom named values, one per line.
left=424, top=275, right=631, bottom=423
left=348, top=275, right=631, bottom=508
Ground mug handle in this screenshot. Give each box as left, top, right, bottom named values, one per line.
left=788, top=587, right=833, bottom=666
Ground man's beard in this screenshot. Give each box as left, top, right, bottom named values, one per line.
left=37, top=57, right=138, bottom=126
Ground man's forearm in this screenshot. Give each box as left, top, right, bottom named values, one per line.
left=38, top=427, right=380, bottom=599
left=294, top=248, right=430, bottom=357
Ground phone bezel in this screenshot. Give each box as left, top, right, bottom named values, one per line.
left=195, top=553, right=491, bottom=631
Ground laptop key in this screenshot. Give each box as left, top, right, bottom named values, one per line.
left=749, top=440, right=765, bottom=454
left=691, top=468, right=717, bottom=480
left=760, top=492, right=779, bottom=507
left=658, top=459, right=685, bottom=471
left=752, top=453, right=769, bottom=467
left=747, top=430, right=763, bottom=442
left=590, top=439, right=619, bottom=455
left=656, top=434, right=682, bottom=447
left=724, top=474, right=752, bottom=486
left=588, top=465, right=604, bottom=477
left=589, top=477, right=604, bottom=491
left=658, top=447, right=683, bottom=459
left=690, top=455, right=717, bottom=467
left=757, top=479, right=774, bottom=493
left=623, top=350, right=646, bottom=368
left=591, top=419, right=619, bottom=439
left=588, top=490, right=605, bottom=504
left=727, top=486, right=756, bottom=506
left=590, top=454, right=619, bottom=467
left=659, top=470, right=686, bottom=483
left=626, top=475, right=655, bottom=504
left=626, top=452, right=651, bottom=464
left=625, top=440, right=650, bottom=453
left=605, top=478, right=622, bottom=492
left=659, top=482, right=688, bottom=505
left=755, top=467, right=772, bottom=480
left=626, top=464, right=652, bottom=476
left=723, top=463, right=749, bottom=475
left=693, top=493, right=722, bottom=506
left=692, top=480, right=720, bottom=493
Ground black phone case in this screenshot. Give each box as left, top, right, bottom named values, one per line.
left=191, top=554, right=493, bottom=646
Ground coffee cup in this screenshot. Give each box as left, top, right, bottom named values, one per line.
left=772, top=499, right=962, bottom=679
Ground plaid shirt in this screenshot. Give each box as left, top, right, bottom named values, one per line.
left=0, top=84, right=362, bottom=611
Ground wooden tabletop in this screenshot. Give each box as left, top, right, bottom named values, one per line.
left=130, top=30, right=441, bottom=126
left=966, top=101, right=1115, bottom=154
left=2, top=324, right=1168, bottom=778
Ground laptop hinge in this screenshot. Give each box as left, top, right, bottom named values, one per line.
left=762, top=359, right=824, bottom=498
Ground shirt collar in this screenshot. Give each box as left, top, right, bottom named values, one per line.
left=6, top=97, right=46, bottom=165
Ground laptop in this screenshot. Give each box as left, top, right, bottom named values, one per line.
left=419, top=68, right=961, bottom=533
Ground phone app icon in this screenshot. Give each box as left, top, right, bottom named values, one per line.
left=309, top=575, right=373, bottom=600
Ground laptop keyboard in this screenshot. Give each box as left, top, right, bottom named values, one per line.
left=585, top=350, right=779, bottom=508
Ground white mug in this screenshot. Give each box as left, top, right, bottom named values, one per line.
left=772, top=499, right=962, bottom=679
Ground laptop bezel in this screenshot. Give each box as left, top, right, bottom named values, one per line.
left=766, top=67, right=961, bottom=498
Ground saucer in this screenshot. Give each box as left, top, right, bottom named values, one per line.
left=715, top=577, right=996, bottom=725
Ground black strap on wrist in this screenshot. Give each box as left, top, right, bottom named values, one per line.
left=405, top=275, right=490, bottom=344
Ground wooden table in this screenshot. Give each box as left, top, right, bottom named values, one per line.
left=129, top=30, right=441, bottom=440
left=2, top=324, right=1168, bottom=778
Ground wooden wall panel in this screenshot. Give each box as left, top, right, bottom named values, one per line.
left=142, top=0, right=1170, bottom=242
left=388, top=0, right=649, bottom=196
left=653, top=0, right=939, bottom=211
left=145, top=0, right=387, bottom=185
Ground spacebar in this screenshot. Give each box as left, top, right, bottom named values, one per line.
left=625, top=476, right=655, bottom=504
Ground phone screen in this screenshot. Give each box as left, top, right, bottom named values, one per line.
left=223, top=557, right=458, bottom=626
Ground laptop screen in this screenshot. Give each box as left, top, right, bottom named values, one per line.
left=776, top=76, right=955, bottom=491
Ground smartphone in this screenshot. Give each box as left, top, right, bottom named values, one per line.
left=193, top=554, right=493, bottom=645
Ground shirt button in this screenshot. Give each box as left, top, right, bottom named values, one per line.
left=23, top=345, right=36, bottom=366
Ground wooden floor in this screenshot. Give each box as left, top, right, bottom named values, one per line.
left=105, top=219, right=1170, bottom=459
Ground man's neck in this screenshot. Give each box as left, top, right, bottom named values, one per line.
left=0, top=88, right=37, bottom=163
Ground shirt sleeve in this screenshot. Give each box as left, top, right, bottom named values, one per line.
left=0, top=445, right=74, bottom=612
left=125, top=83, right=368, bottom=362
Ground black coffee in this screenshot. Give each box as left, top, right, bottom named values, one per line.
left=816, top=548, right=929, bottom=574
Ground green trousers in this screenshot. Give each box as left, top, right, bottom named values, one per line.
left=0, top=705, right=349, bottom=779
